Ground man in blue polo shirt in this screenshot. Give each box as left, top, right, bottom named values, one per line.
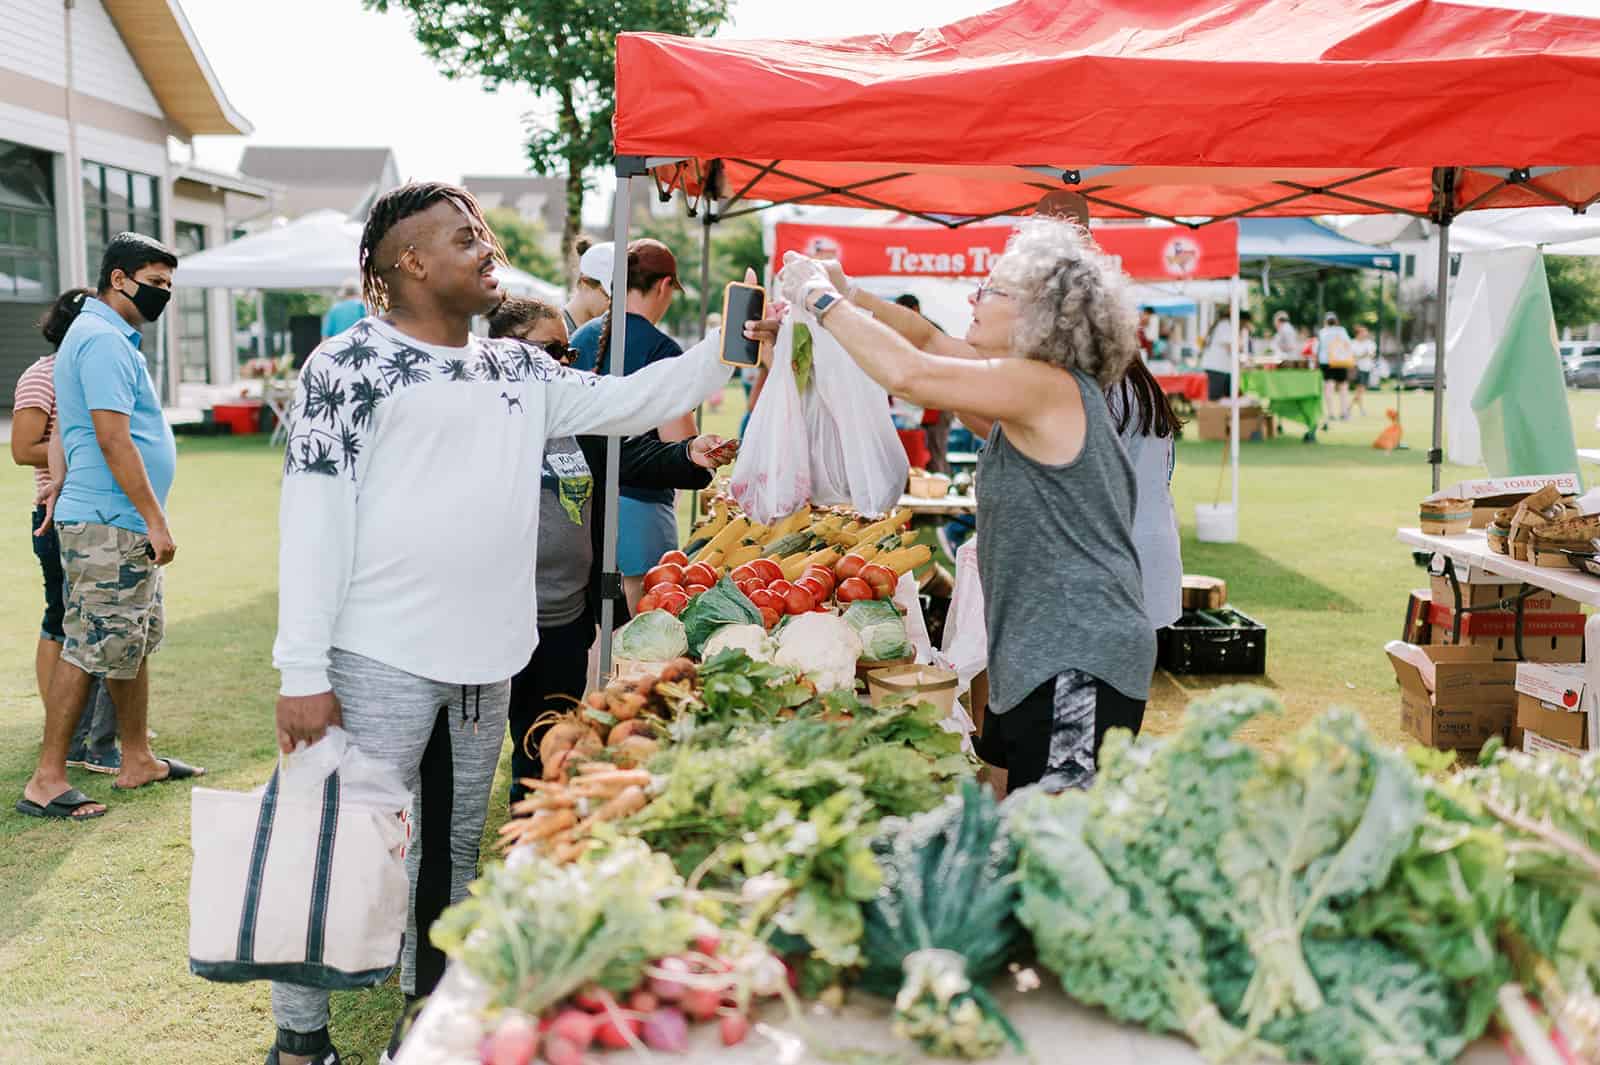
left=18, top=232, right=204, bottom=822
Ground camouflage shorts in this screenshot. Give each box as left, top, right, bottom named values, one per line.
left=58, top=521, right=165, bottom=680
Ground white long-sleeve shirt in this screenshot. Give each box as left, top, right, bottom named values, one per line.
left=273, top=317, right=731, bottom=696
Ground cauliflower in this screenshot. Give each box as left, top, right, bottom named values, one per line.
left=702, top=623, right=774, bottom=663
left=774, top=612, right=862, bottom=692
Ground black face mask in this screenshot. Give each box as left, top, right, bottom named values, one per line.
left=119, top=279, right=172, bottom=323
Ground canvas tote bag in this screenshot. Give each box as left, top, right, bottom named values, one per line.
left=189, top=729, right=411, bottom=987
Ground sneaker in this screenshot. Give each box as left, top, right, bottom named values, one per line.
left=80, top=749, right=122, bottom=775
left=265, top=1026, right=351, bottom=1065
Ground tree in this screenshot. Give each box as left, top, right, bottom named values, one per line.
left=639, top=211, right=765, bottom=338
left=1253, top=268, right=1404, bottom=348
left=485, top=208, right=561, bottom=283
left=368, top=0, right=733, bottom=266
left=1544, top=255, right=1600, bottom=332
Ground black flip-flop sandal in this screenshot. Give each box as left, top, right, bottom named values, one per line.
left=112, top=756, right=207, bottom=790
left=264, top=1025, right=349, bottom=1065
left=16, top=787, right=106, bottom=821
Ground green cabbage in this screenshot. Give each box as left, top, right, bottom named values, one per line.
left=679, top=576, right=762, bottom=656
left=844, top=600, right=913, bottom=662
left=614, top=610, right=688, bottom=661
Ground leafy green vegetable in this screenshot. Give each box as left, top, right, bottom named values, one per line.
left=678, top=576, right=762, bottom=657
left=430, top=839, right=696, bottom=1016
left=613, top=609, right=688, bottom=661
left=792, top=322, right=814, bottom=393
left=891, top=949, right=1016, bottom=1059
left=843, top=600, right=913, bottom=662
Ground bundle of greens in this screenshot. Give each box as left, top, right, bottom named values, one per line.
left=623, top=699, right=970, bottom=970
left=861, top=779, right=1024, bottom=1058
left=430, top=839, right=696, bottom=1016
left=1007, top=686, right=1600, bottom=1065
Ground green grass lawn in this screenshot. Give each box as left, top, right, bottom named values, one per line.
left=1, top=383, right=1596, bottom=1063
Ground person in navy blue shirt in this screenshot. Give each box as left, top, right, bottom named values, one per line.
left=19, top=233, right=206, bottom=822
left=569, top=239, right=696, bottom=608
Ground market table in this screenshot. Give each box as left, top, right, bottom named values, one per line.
left=1578, top=448, right=1600, bottom=467
left=1396, top=527, right=1600, bottom=608
left=1153, top=371, right=1209, bottom=404
left=395, top=963, right=1509, bottom=1065
left=1240, top=367, right=1323, bottom=435
left=898, top=491, right=977, bottom=517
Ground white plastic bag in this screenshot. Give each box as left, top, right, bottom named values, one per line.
left=805, top=311, right=909, bottom=517
left=932, top=539, right=986, bottom=752
left=892, top=571, right=935, bottom=665
left=730, top=318, right=812, bottom=524
left=188, top=727, right=411, bottom=987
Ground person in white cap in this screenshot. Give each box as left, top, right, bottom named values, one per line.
left=564, top=238, right=614, bottom=335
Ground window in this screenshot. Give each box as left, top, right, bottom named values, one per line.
left=82, top=161, right=161, bottom=280
left=0, top=140, right=58, bottom=302
left=174, top=221, right=210, bottom=383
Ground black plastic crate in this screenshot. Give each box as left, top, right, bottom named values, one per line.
left=1158, top=606, right=1267, bottom=675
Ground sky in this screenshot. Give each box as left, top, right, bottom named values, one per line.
left=182, top=0, right=1593, bottom=225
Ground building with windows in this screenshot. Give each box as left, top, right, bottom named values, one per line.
left=0, top=0, right=265, bottom=408
left=463, top=174, right=566, bottom=254
left=238, top=146, right=399, bottom=221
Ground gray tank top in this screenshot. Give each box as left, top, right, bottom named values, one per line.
left=976, top=369, right=1156, bottom=714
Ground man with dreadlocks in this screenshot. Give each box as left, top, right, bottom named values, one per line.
left=264, top=182, right=732, bottom=1065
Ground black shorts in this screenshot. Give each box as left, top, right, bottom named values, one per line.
left=31, top=505, right=66, bottom=642
left=1204, top=370, right=1232, bottom=401
left=974, top=669, right=1145, bottom=793
left=1321, top=365, right=1350, bottom=384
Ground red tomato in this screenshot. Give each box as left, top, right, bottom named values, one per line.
left=735, top=579, right=761, bottom=599
left=836, top=577, right=874, bottom=603
left=835, top=554, right=868, bottom=581
left=782, top=585, right=816, bottom=615
left=659, top=550, right=690, bottom=568
left=759, top=606, right=782, bottom=630
left=802, top=566, right=836, bottom=596
left=749, top=558, right=783, bottom=584
left=749, top=588, right=780, bottom=612
left=642, top=563, right=684, bottom=592
left=860, top=563, right=897, bottom=598
left=595, top=1016, right=642, bottom=1050
left=657, top=594, right=688, bottom=617
left=655, top=586, right=690, bottom=614
left=768, top=579, right=795, bottom=599
left=730, top=563, right=759, bottom=584
left=795, top=577, right=828, bottom=604
left=684, top=583, right=711, bottom=596
left=683, top=562, right=718, bottom=588
left=636, top=593, right=660, bottom=614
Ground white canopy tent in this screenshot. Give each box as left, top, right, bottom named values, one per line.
left=174, top=209, right=564, bottom=300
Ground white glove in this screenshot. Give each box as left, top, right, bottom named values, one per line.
left=777, top=251, right=840, bottom=315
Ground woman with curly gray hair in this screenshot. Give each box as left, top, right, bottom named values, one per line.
left=770, top=217, right=1155, bottom=794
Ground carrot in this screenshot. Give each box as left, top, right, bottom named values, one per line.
left=579, top=784, right=648, bottom=829
left=615, top=735, right=659, bottom=768
left=539, top=718, right=591, bottom=768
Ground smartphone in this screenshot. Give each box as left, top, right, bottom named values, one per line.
left=719, top=281, right=766, bottom=368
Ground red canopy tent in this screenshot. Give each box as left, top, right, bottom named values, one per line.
left=591, top=0, right=1600, bottom=669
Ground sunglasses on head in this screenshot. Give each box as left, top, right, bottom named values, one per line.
left=517, top=335, right=574, bottom=364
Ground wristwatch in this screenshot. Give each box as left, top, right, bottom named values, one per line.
left=811, top=290, right=845, bottom=323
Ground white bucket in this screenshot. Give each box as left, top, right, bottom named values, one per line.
left=1195, top=503, right=1238, bottom=543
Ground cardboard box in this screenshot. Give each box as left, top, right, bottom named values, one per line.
left=1403, top=588, right=1432, bottom=646
left=1194, top=402, right=1270, bottom=442
left=1427, top=576, right=1579, bottom=615
left=1426, top=604, right=1586, bottom=662
left=1514, top=661, right=1596, bottom=713
left=1388, top=644, right=1517, bottom=750
left=1525, top=730, right=1584, bottom=758
left=1429, top=474, right=1581, bottom=528
left=1515, top=693, right=1590, bottom=750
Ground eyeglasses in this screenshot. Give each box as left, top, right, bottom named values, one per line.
left=515, top=335, right=574, bottom=365
left=972, top=279, right=1014, bottom=304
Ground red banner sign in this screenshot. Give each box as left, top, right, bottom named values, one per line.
left=771, top=220, right=1239, bottom=282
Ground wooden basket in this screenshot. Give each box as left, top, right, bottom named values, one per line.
left=866, top=663, right=958, bottom=715
left=1419, top=497, right=1472, bottom=535
left=907, top=472, right=952, bottom=499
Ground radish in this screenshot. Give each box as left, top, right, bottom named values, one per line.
left=641, top=1007, right=690, bottom=1053
left=548, top=1008, right=596, bottom=1049
left=626, top=990, right=659, bottom=1014
left=485, top=1012, right=540, bottom=1065
left=682, top=987, right=722, bottom=1023
left=541, top=1034, right=583, bottom=1065
left=692, top=931, right=721, bottom=957
left=571, top=986, right=608, bottom=1014
left=720, top=1013, right=751, bottom=1047
left=649, top=956, right=692, bottom=1002
left=594, top=1015, right=641, bottom=1050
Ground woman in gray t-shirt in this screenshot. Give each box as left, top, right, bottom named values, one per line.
left=767, top=217, right=1154, bottom=793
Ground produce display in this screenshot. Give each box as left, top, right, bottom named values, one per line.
left=1009, top=686, right=1600, bottom=1065
left=441, top=628, right=1599, bottom=1065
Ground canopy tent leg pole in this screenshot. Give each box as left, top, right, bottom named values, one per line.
left=1430, top=220, right=1453, bottom=492
left=1230, top=274, right=1241, bottom=533
left=256, top=291, right=267, bottom=358
left=596, top=163, right=640, bottom=686
left=691, top=205, right=714, bottom=526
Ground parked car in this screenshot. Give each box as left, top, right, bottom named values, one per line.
left=1568, top=355, right=1600, bottom=389
left=1398, top=342, right=1439, bottom=389
left=1561, top=341, right=1600, bottom=375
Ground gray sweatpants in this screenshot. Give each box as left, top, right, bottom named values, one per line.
left=271, top=648, right=510, bottom=1034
